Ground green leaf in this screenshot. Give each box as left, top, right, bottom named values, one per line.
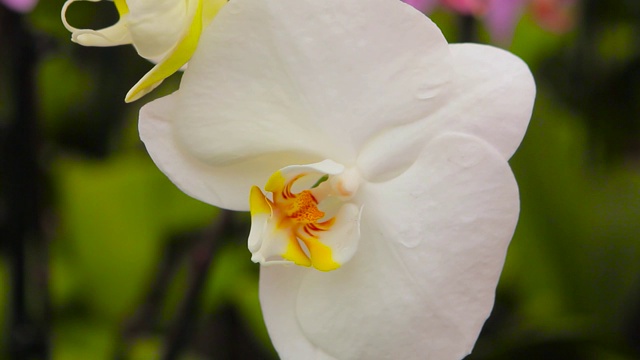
left=53, top=321, right=114, bottom=360
left=503, top=88, right=640, bottom=336
left=53, top=151, right=215, bottom=321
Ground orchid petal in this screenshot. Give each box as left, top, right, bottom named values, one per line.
left=172, top=0, right=453, bottom=168
left=113, top=0, right=128, bottom=15
left=62, top=0, right=132, bottom=47
left=308, top=203, right=361, bottom=265
left=63, top=0, right=227, bottom=102
left=125, top=0, right=229, bottom=102
left=358, top=43, right=534, bottom=181
left=125, top=0, right=194, bottom=60
left=124, top=0, right=220, bottom=102
left=248, top=186, right=273, bottom=254
left=432, top=43, right=535, bottom=158
left=259, top=266, right=337, bottom=360
left=139, top=94, right=322, bottom=210
left=261, top=132, right=519, bottom=359
left=202, top=0, right=225, bottom=24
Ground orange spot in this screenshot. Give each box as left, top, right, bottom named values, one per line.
left=286, top=190, right=324, bottom=223
left=260, top=170, right=340, bottom=271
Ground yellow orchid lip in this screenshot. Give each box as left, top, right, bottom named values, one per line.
left=248, top=161, right=362, bottom=272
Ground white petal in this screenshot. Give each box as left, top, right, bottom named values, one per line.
left=139, top=93, right=322, bottom=210
left=247, top=213, right=268, bottom=254
left=259, top=267, right=338, bottom=360
left=250, top=227, right=291, bottom=265
left=314, top=203, right=362, bottom=265
left=358, top=43, right=534, bottom=181
left=62, top=0, right=132, bottom=47
left=260, top=133, right=519, bottom=359
left=171, top=0, right=452, bottom=168
left=435, top=44, right=535, bottom=159
left=127, top=0, right=193, bottom=60
left=248, top=186, right=271, bottom=253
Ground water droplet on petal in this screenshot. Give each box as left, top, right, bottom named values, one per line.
left=397, top=222, right=421, bottom=248
left=415, top=84, right=439, bottom=99
left=399, top=236, right=420, bottom=248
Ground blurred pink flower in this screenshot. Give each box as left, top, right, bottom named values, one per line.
left=1, top=0, right=38, bottom=13
left=442, top=0, right=490, bottom=15
left=484, top=0, right=529, bottom=44
left=405, top=0, right=577, bottom=44
left=531, top=0, right=576, bottom=33
left=403, top=0, right=438, bottom=13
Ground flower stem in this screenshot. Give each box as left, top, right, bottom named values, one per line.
left=459, top=14, right=477, bottom=43
left=161, top=210, right=234, bottom=360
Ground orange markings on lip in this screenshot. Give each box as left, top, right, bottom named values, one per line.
left=270, top=173, right=335, bottom=240
left=287, top=190, right=324, bottom=223
left=281, top=174, right=303, bottom=200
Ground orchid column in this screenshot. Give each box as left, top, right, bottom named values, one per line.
left=138, top=0, right=536, bottom=359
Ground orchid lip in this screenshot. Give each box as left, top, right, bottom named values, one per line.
left=248, top=160, right=362, bottom=272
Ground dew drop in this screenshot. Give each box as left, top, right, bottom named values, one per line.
left=399, top=236, right=420, bottom=248
left=397, top=223, right=422, bottom=248
left=415, top=84, right=439, bottom=100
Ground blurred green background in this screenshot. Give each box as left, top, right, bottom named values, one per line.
left=0, top=0, right=639, bottom=359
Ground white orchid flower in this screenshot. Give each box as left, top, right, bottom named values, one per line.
left=61, top=0, right=226, bottom=102
left=139, top=0, right=535, bottom=358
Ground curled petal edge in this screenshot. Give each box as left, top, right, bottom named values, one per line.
left=61, top=0, right=132, bottom=46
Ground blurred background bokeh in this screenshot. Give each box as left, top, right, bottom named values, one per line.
left=0, top=0, right=639, bottom=359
